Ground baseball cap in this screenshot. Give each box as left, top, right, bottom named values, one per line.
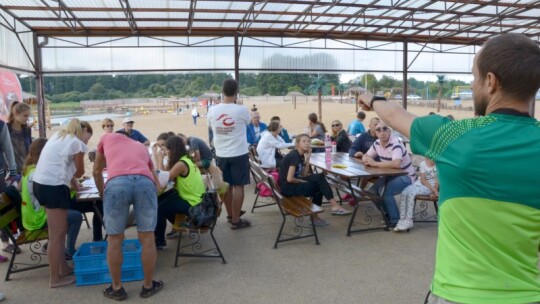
left=123, top=117, right=134, bottom=124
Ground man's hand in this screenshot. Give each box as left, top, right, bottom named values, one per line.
left=353, top=151, right=363, bottom=158
left=357, top=93, right=375, bottom=111
left=363, top=157, right=377, bottom=167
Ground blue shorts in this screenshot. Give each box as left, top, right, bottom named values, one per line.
left=103, top=175, right=157, bottom=235
left=216, top=154, right=250, bottom=186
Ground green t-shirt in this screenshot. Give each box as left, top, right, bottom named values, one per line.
left=175, top=155, right=205, bottom=206
left=21, top=166, right=47, bottom=231
left=410, top=113, right=540, bottom=304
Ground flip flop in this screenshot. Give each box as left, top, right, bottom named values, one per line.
left=231, top=219, right=251, bottom=230
left=331, top=209, right=352, bottom=216
left=227, top=210, right=246, bottom=223
left=140, top=280, right=164, bottom=299
left=3, top=244, right=21, bottom=254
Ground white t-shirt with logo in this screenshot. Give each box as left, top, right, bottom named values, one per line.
left=207, top=103, right=250, bottom=158
left=33, top=132, right=88, bottom=186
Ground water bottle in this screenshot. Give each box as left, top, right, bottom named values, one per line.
left=325, top=135, right=332, bottom=164
left=331, top=141, right=337, bottom=153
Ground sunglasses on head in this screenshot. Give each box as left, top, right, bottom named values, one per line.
left=376, top=126, right=389, bottom=132
left=332, top=124, right=341, bottom=127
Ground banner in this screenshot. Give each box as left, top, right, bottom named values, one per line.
left=0, top=68, right=23, bottom=121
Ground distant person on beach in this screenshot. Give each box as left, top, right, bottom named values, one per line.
left=246, top=110, right=267, bottom=146
left=191, top=107, right=199, bottom=126
left=347, top=111, right=366, bottom=136
left=33, top=118, right=91, bottom=288
left=93, top=132, right=163, bottom=300
left=359, top=33, right=540, bottom=304
left=119, top=117, right=150, bottom=146
left=207, top=79, right=251, bottom=230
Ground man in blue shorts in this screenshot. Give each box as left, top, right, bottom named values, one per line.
left=207, top=79, right=251, bottom=229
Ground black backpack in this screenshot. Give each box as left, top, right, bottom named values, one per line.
left=188, top=190, right=219, bottom=228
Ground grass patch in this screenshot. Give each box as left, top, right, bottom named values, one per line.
left=48, top=101, right=81, bottom=110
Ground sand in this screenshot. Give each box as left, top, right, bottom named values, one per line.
left=38, top=97, right=530, bottom=174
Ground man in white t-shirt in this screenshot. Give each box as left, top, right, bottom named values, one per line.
left=207, top=79, right=251, bottom=230
left=191, top=107, right=199, bottom=126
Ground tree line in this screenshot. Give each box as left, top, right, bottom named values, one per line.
left=18, top=73, right=470, bottom=103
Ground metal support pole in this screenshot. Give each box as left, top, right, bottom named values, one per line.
left=234, top=35, right=240, bottom=85
left=33, top=33, right=46, bottom=137
left=402, top=40, right=408, bottom=110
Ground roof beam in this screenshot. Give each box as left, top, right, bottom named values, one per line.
left=119, top=0, right=138, bottom=34
left=39, top=0, right=86, bottom=34
left=187, top=0, right=197, bottom=34
left=236, top=0, right=269, bottom=35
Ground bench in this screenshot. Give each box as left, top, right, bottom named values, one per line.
left=248, top=154, right=277, bottom=212
left=0, top=193, right=48, bottom=281
left=249, top=160, right=323, bottom=248
left=414, top=195, right=438, bottom=222
left=172, top=190, right=226, bottom=267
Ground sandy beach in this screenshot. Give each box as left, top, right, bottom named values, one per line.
left=37, top=97, right=531, bottom=173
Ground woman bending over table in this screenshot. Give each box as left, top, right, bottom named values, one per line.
left=32, top=118, right=91, bottom=288
left=278, top=134, right=351, bottom=226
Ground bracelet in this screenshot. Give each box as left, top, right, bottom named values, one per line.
left=370, top=95, right=388, bottom=109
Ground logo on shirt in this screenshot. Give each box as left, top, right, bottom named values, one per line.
left=216, top=114, right=234, bottom=127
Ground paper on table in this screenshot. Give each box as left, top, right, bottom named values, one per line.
left=79, top=187, right=98, bottom=194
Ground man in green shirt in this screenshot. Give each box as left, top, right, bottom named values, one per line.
left=360, top=33, right=540, bottom=303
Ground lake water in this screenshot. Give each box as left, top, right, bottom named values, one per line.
left=48, top=112, right=128, bottom=126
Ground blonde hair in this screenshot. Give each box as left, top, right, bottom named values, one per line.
left=101, top=118, right=114, bottom=128
left=58, top=118, right=84, bottom=140
left=8, top=102, right=31, bottom=125
left=331, top=120, right=342, bottom=136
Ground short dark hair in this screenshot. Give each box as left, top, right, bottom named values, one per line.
left=270, top=116, right=280, bottom=122
left=268, top=121, right=280, bottom=132
left=222, top=78, right=238, bottom=97
left=157, top=132, right=171, bottom=141
left=357, top=111, right=366, bottom=120
left=477, top=33, right=540, bottom=101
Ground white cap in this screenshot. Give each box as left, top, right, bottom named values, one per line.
left=123, top=117, right=134, bottom=124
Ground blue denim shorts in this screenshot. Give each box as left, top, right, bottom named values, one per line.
left=103, top=175, right=157, bottom=235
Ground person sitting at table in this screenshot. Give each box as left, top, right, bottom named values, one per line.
left=307, top=113, right=326, bottom=141
left=329, top=120, right=352, bottom=153
left=349, top=117, right=380, bottom=158
left=279, top=134, right=352, bottom=226
left=270, top=116, right=292, bottom=143
left=347, top=111, right=366, bottom=136
left=21, top=138, right=83, bottom=259
left=32, top=118, right=91, bottom=287
left=118, top=117, right=150, bottom=146
left=395, top=157, right=438, bottom=232
left=257, top=121, right=294, bottom=170
left=247, top=110, right=267, bottom=146
left=153, top=136, right=206, bottom=249
left=361, top=122, right=416, bottom=228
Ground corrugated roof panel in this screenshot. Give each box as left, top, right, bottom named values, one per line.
left=194, top=12, right=228, bottom=20
left=23, top=20, right=66, bottom=27
left=129, top=0, right=190, bottom=9
left=326, top=5, right=349, bottom=15
left=472, top=6, right=498, bottom=15
left=453, top=4, right=481, bottom=13
left=517, top=9, right=540, bottom=17
left=223, top=13, right=247, bottom=20
left=10, top=10, right=57, bottom=18
left=73, top=11, right=127, bottom=19
left=64, top=0, right=120, bottom=8
left=192, top=22, right=236, bottom=28
left=317, top=25, right=334, bottom=31
left=135, top=21, right=182, bottom=28
left=270, top=23, right=288, bottom=29
left=132, top=12, right=189, bottom=19
left=196, top=1, right=233, bottom=10
left=278, top=14, right=298, bottom=22
left=229, top=2, right=252, bottom=10
left=249, top=23, right=280, bottom=29
left=256, top=14, right=280, bottom=21
left=402, top=0, right=429, bottom=8
left=82, top=21, right=130, bottom=28
left=3, top=0, right=43, bottom=5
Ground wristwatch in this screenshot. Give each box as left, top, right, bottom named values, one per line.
left=370, top=95, right=387, bottom=109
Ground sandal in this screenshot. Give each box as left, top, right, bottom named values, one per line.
left=231, top=219, right=251, bottom=230
left=226, top=210, right=246, bottom=223
left=103, top=285, right=128, bottom=301
left=140, top=280, right=164, bottom=298
left=3, top=244, right=21, bottom=255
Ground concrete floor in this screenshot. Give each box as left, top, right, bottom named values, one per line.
left=0, top=183, right=438, bottom=304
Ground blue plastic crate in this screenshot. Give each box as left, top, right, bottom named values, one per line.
left=75, top=266, right=143, bottom=286
left=74, top=239, right=142, bottom=272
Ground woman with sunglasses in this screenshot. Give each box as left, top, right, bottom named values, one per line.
left=101, top=118, right=115, bottom=133
left=329, top=120, right=352, bottom=153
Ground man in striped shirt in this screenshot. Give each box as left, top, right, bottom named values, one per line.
left=362, top=121, right=416, bottom=228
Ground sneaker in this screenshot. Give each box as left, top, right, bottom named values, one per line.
left=155, top=242, right=167, bottom=250
left=313, top=219, right=330, bottom=226
left=103, top=285, right=128, bottom=301
left=165, top=230, right=179, bottom=239
left=140, top=280, right=164, bottom=298
left=394, top=219, right=413, bottom=232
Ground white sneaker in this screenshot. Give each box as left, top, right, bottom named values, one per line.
left=394, top=219, right=414, bottom=232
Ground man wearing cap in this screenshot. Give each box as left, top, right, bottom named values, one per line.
left=119, top=118, right=150, bottom=146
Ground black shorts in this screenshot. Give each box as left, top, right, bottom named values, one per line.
left=216, top=154, right=250, bottom=186
left=33, top=182, right=71, bottom=209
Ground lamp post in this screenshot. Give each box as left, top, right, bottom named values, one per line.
left=437, top=75, right=445, bottom=112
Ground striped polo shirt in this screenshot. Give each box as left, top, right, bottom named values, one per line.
left=366, top=136, right=416, bottom=181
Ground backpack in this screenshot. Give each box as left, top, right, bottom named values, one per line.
left=256, top=169, right=278, bottom=197
left=188, top=190, right=219, bottom=228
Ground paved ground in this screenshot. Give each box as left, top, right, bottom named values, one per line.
left=0, top=182, right=438, bottom=304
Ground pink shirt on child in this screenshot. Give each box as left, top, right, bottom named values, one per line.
left=97, top=133, right=155, bottom=184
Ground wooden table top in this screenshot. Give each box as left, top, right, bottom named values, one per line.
left=309, top=152, right=406, bottom=178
